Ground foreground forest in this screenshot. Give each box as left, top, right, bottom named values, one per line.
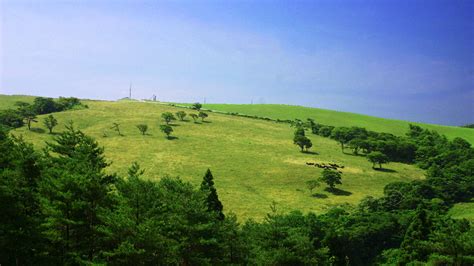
left=1, top=95, right=473, bottom=265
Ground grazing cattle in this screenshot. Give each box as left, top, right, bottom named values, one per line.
left=307, top=162, right=345, bottom=171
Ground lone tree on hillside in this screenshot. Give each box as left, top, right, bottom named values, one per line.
left=176, top=111, right=187, bottom=121
left=43, top=114, right=58, bottom=134
left=136, top=124, right=148, bottom=135
left=190, top=113, right=199, bottom=123
left=198, top=111, right=208, bottom=122
left=111, top=123, right=123, bottom=136
left=192, top=102, right=202, bottom=111
left=367, top=151, right=389, bottom=169
left=319, top=168, right=342, bottom=191
left=306, top=179, right=320, bottom=194
left=161, top=112, right=176, bottom=125
left=159, top=124, right=173, bottom=139
left=200, top=169, right=224, bottom=220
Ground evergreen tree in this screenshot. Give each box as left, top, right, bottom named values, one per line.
left=0, top=130, right=44, bottom=265
left=200, top=169, right=224, bottom=220
left=38, top=123, right=116, bottom=264
left=399, top=206, right=433, bottom=264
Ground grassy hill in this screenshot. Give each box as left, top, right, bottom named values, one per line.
left=3, top=95, right=429, bottom=220
left=180, top=103, right=474, bottom=144
left=0, top=94, right=36, bottom=109
left=449, top=202, right=474, bottom=223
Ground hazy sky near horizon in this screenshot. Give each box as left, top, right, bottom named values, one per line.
left=1, top=0, right=473, bottom=126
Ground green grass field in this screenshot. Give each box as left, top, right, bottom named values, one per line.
left=449, top=201, right=474, bottom=223
left=0, top=94, right=36, bottom=109
left=3, top=95, right=428, bottom=220
left=181, top=103, right=474, bottom=144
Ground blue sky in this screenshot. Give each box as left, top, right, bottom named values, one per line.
left=1, top=0, right=473, bottom=125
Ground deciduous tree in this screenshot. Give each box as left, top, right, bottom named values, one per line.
left=198, top=111, right=208, bottom=122
left=367, top=151, right=389, bottom=169
left=161, top=112, right=176, bottom=124
left=43, top=114, right=58, bottom=134
left=136, top=124, right=148, bottom=135
left=176, top=111, right=187, bottom=121
left=190, top=113, right=199, bottom=122
left=319, top=169, right=342, bottom=190
left=159, top=124, right=173, bottom=139
left=193, top=103, right=202, bottom=111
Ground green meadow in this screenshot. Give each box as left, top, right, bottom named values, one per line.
left=0, top=94, right=36, bottom=109
left=3, top=95, right=429, bottom=220
left=450, top=202, right=474, bottom=223
left=181, top=103, right=474, bottom=144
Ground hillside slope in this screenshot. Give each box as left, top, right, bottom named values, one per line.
left=184, top=103, right=474, bottom=144
left=6, top=96, right=426, bottom=219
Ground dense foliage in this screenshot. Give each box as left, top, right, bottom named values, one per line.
left=0, top=118, right=473, bottom=265
left=0, top=96, right=85, bottom=130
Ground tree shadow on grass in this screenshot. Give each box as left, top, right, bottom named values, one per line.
left=373, top=168, right=397, bottom=173
left=311, top=193, right=328, bottom=199
left=324, top=187, right=352, bottom=196
left=30, top=128, right=45, bottom=134
left=167, top=136, right=179, bottom=140
left=202, top=121, right=212, bottom=123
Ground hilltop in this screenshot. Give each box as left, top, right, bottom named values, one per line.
left=178, top=103, right=474, bottom=144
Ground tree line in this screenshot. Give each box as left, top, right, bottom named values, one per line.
left=0, top=97, right=85, bottom=131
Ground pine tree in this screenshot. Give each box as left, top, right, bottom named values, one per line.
left=200, top=169, right=224, bottom=220
left=0, top=130, right=44, bottom=265
left=399, top=206, right=433, bottom=264
left=38, top=123, right=116, bottom=264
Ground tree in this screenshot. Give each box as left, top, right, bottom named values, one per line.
left=200, top=169, right=224, bottom=220
left=0, top=109, right=24, bottom=128
left=111, top=122, right=123, bottom=136
left=136, top=124, right=148, bottom=135
left=190, top=113, right=199, bottom=122
left=193, top=102, right=202, bottom=111
left=348, top=138, right=366, bottom=155
left=367, top=151, right=389, bottom=169
left=294, top=135, right=312, bottom=152
left=21, top=106, right=37, bottom=130
left=161, top=112, right=176, bottom=124
left=43, top=114, right=58, bottom=134
left=57, top=97, right=82, bottom=110
left=159, top=124, right=173, bottom=139
left=33, top=97, right=58, bottom=114
left=176, top=111, right=187, bottom=121
left=331, top=127, right=353, bottom=152
left=198, top=111, right=208, bottom=122
left=306, top=180, right=320, bottom=194
left=294, top=127, right=305, bottom=137
left=318, top=126, right=334, bottom=137
left=38, top=123, right=116, bottom=264
left=319, top=169, right=342, bottom=190
left=0, top=130, right=43, bottom=265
